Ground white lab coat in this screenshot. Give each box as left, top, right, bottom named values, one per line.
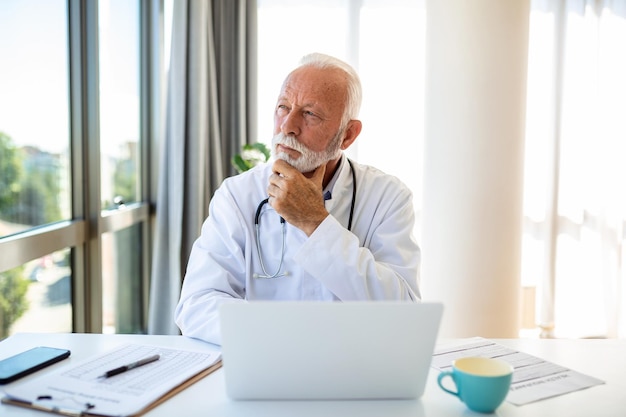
left=175, top=154, right=421, bottom=345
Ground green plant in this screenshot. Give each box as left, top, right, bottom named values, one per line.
left=231, top=142, right=270, bottom=173
left=0, top=267, right=30, bottom=339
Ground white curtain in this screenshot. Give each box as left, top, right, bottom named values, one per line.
left=148, top=0, right=255, bottom=335
left=522, top=0, right=626, bottom=338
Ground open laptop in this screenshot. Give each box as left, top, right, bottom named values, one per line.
left=219, top=301, right=444, bottom=400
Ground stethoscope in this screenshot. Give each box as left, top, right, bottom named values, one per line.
left=253, top=159, right=356, bottom=279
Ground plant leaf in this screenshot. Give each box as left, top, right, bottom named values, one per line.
left=249, top=142, right=270, bottom=161
left=231, top=154, right=251, bottom=173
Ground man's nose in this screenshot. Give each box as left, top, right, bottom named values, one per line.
left=280, top=111, right=301, bottom=137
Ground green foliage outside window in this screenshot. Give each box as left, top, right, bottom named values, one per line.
left=0, top=132, right=62, bottom=225
left=0, top=266, right=29, bottom=339
left=0, top=131, right=65, bottom=338
left=0, top=132, right=22, bottom=216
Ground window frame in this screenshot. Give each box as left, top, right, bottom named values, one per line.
left=0, top=0, right=162, bottom=334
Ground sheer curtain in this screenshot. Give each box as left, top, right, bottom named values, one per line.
left=522, top=0, right=626, bottom=338
left=148, top=0, right=255, bottom=334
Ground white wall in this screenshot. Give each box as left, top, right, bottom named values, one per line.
left=421, top=0, right=530, bottom=338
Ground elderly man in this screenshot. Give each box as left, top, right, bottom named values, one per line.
left=175, top=53, right=420, bottom=345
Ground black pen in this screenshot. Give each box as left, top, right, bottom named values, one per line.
left=98, top=354, right=160, bottom=378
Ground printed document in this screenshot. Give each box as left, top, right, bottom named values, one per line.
left=432, top=338, right=604, bottom=405
left=2, top=344, right=221, bottom=416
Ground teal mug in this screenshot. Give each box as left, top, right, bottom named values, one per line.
left=437, top=357, right=514, bottom=414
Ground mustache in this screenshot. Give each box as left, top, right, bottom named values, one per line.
left=270, top=130, right=343, bottom=173
left=272, top=133, right=308, bottom=154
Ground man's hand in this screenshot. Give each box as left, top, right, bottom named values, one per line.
left=267, top=159, right=329, bottom=236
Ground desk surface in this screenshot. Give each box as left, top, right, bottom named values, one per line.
left=1, top=333, right=624, bottom=417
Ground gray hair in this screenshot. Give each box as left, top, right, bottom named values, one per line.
left=297, top=53, right=362, bottom=127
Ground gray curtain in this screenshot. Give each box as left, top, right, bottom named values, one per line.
left=148, top=0, right=257, bottom=335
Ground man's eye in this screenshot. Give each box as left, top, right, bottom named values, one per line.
left=303, top=111, right=323, bottom=125
left=276, top=105, right=289, bottom=115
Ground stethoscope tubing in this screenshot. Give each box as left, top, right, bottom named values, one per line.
left=253, top=159, right=356, bottom=279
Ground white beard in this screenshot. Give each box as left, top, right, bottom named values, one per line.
left=271, top=131, right=343, bottom=173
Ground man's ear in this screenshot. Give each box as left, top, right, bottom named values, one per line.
left=340, top=120, right=362, bottom=150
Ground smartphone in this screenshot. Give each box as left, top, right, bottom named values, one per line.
left=0, top=346, right=71, bottom=384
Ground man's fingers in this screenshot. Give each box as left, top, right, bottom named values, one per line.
left=269, top=159, right=327, bottom=203
left=272, top=159, right=296, bottom=178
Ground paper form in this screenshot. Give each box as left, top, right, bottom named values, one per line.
left=2, top=344, right=221, bottom=416
left=431, top=338, right=605, bottom=405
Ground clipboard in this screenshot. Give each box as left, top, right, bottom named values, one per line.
left=2, top=344, right=222, bottom=417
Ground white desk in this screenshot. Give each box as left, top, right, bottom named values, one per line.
left=1, top=333, right=624, bottom=416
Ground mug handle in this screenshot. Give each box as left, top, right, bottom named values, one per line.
left=437, top=371, right=460, bottom=398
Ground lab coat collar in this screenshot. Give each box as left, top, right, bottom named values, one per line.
left=322, top=153, right=354, bottom=214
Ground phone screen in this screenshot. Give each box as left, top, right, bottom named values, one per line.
left=0, top=346, right=71, bottom=384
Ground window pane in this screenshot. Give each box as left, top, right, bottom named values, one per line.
left=98, top=0, right=141, bottom=209
left=1, top=249, right=73, bottom=339
left=102, top=224, right=144, bottom=334
left=0, top=0, right=71, bottom=236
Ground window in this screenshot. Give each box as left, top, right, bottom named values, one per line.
left=99, top=0, right=142, bottom=210
left=0, top=0, right=72, bottom=234
left=0, top=0, right=73, bottom=337
left=0, top=0, right=161, bottom=339
left=98, top=0, right=145, bottom=333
